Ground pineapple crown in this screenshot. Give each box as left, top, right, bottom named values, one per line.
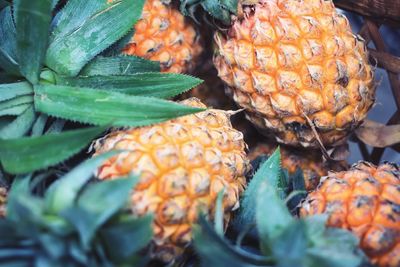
left=179, top=0, right=238, bottom=25
left=0, top=152, right=153, bottom=267
left=193, top=149, right=370, bottom=267
left=0, top=0, right=204, bottom=177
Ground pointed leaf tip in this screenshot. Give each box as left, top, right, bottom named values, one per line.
left=0, top=126, right=107, bottom=174
left=14, top=0, right=52, bottom=83
left=238, top=148, right=282, bottom=225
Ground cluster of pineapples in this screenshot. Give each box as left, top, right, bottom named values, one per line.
left=0, top=0, right=399, bottom=267
left=95, top=0, right=398, bottom=266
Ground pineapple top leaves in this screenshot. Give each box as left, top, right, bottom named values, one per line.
left=14, top=0, right=52, bottom=84
left=193, top=149, right=368, bottom=267
left=0, top=126, right=107, bottom=174
left=0, top=0, right=204, bottom=175
left=1, top=154, right=153, bottom=267
left=46, top=0, right=145, bottom=76
left=180, top=0, right=238, bottom=25
left=0, top=7, right=19, bottom=76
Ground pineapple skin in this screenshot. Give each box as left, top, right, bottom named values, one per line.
left=248, top=142, right=347, bottom=191
left=0, top=187, right=6, bottom=217
left=93, top=98, right=250, bottom=262
left=300, top=162, right=400, bottom=267
left=214, top=0, right=375, bottom=148
left=122, top=0, right=203, bottom=73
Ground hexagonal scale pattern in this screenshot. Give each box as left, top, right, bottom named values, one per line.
left=300, top=162, right=400, bottom=267
left=122, top=0, right=203, bottom=73
left=214, top=0, right=375, bottom=147
left=93, top=98, right=250, bottom=262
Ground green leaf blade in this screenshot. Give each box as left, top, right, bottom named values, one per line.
left=80, top=56, right=160, bottom=76
left=34, top=84, right=204, bottom=127
left=0, top=82, right=33, bottom=102
left=57, top=72, right=203, bottom=99
left=0, top=126, right=106, bottom=174
left=0, top=105, right=36, bottom=139
left=101, top=215, right=153, bottom=262
left=45, top=150, right=119, bottom=213
left=14, top=0, right=52, bottom=84
left=0, top=7, right=19, bottom=75
left=46, top=0, right=145, bottom=76
left=256, top=181, right=293, bottom=255
left=63, top=176, right=138, bottom=248
left=238, top=148, right=282, bottom=226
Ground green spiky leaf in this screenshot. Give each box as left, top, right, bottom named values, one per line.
left=63, top=176, right=139, bottom=248
left=50, top=0, right=107, bottom=41
left=46, top=0, right=145, bottom=76
left=0, top=7, right=19, bottom=75
left=0, top=105, right=36, bottom=139
left=0, top=82, right=33, bottom=102
left=57, top=73, right=203, bottom=99
left=238, top=148, right=282, bottom=225
left=80, top=56, right=160, bottom=76
left=0, top=126, right=107, bottom=174
left=256, top=180, right=294, bottom=254
left=102, top=28, right=135, bottom=57
left=45, top=151, right=119, bottom=213
left=30, top=114, right=48, bottom=136
left=101, top=215, right=153, bottom=262
left=0, top=96, right=33, bottom=111
left=14, top=0, right=52, bottom=84
left=270, top=220, right=307, bottom=266
left=194, top=216, right=274, bottom=267
left=180, top=0, right=237, bottom=25
left=0, top=104, right=30, bottom=116
left=34, top=84, right=204, bottom=127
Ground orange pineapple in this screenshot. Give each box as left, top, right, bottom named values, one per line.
left=300, top=162, right=400, bottom=267
left=93, top=98, right=250, bottom=262
left=122, top=0, right=203, bottom=73
left=214, top=0, right=375, bottom=148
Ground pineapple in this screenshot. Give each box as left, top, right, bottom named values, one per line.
left=93, top=98, right=250, bottom=262
left=213, top=0, right=375, bottom=148
left=0, top=187, right=7, bottom=217
left=248, top=142, right=348, bottom=191
left=122, top=0, right=203, bottom=73
left=193, top=149, right=368, bottom=267
left=300, top=162, right=400, bottom=267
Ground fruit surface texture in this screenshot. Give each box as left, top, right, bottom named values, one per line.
left=93, top=98, right=249, bottom=262
left=248, top=142, right=347, bottom=191
left=122, top=0, right=202, bottom=73
left=214, top=0, right=375, bottom=147
left=0, top=187, right=6, bottom=217
left=300, top=162, right=400, bottom=267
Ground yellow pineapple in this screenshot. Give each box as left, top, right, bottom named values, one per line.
left=122, top=0, right=203, bottom=73
left=92, top=98, right=250, bottom=262
left=214, top=0, right=375, bottom=148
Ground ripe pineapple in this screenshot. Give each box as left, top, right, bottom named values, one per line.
left=248, top=142, right=347, bottom=191
left=122, top=0, right=203, bottom=73
left=93, top=98, right=250, bottom=262
left=0, top=187, right=7, bottom=217
left=300, top=162, right=400, bottom=267
left=213, top=0, right=375, bottom=148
